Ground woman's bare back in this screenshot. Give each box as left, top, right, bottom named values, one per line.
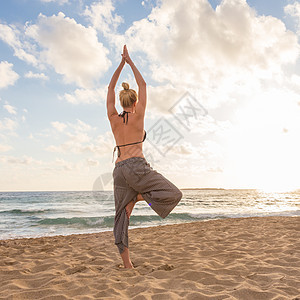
left=110, top=111, right=146, bottom=163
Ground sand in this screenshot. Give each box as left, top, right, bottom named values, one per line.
left=0, top=216, right=299, bottom=299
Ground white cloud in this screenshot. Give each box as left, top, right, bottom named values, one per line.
left=0, top=155, right=42, bottom=165
left=47, top=119, right=100, bottom=153
left=0, top=61, right=19, bottom=89
left=189, top=114, right=233, bottom=137
left=51, top=121, right=67, bottom=132
left=84, top=0, right=300, bottom=115
left=3, top=104, right=17, bottom=115
left=0, top=24, right=38, bottom=66
left=47, top=119, right=113, bottom=156
left=206, top=166, right=223, bottom=173
left=84, top=0, right=124, bottom=36
left=285, top=1, right=300, bottom=33
left=83, top=0, right=127, bottom=62
left=86, top=158, right=99, bottom=166
left=25, top=12, right=112, bottom=88
left=0, top=118, right=17, bottom=132
left=59, top=87, right=106, bottom=104
left=197, top=140, right=223, bottom=159
left=51, top=119, right=94, bottom=133
left=55, top=158, right=74, bottom=171
left=146, top=84, right=187, bottom=116
left=24, top=71, right=48, bottom=80
left=70, top=119, right=94, bottom=132
left=117, top=0, right=299, bottom=104
left=0, top=145, right=13, bottom=152
left=40, top=0, right=69, bottom=5
left=170, top=141, right=195, bottom=155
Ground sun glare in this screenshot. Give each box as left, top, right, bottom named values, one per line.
left=258, top=185, right=299, bottom=193
left=223, top=89, right=300, bottom=193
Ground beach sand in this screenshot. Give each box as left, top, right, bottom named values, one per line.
left=0, top=216, right=299, bottom=299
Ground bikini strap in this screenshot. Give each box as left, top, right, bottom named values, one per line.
left=112, top=145, right=120, bottom=162
left=116, top=130, right=146, bottom=148
left=118, top=111, right=131, bottom=124
left=142, top=130, right=147, bottom=142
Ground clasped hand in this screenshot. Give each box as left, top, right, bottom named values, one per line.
left=121, top=45, right=132, bottom=65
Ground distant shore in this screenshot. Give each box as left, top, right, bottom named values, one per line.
left=181, top=187, right=226, bottom=190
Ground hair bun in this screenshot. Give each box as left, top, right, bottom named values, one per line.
left=122, top=82, right=129, bottom=90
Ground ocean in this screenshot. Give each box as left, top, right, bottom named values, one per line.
left=0, top=189, right=299, bottom=240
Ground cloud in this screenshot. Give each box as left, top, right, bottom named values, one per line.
left=86, top=158, right=99, bottom=166
left=25, top=12, right=112, bottom=88
left=55, top=158, right=74, bottom=171
left=59, top=87, right=106, bottom=104
left=146, top=84, right=187, bottom=116
left=189, top=114, right=233, bottom=137
left=47, top=119, right=110, bottom=155
left=285, top=1, right=300, bottom=33
left=24, top=71, right=48, bottom=80
left=206, top=166, right=223, bottom=173
left=47, top=119, right=113, bottom=155
left=51, top=119, right=93, bottom=134
left=117, top=0, right=299, bottom=100
left=0, top=61, right=19, bottom=89
left=83, top=0, right=127, bottom=62
left=40, top=0, right=69, bottom=5
left=3, top=104, right=17, bottom=115
left=0, top=155, right=42, bottom=165
left=51, top=121, right=67, bottom=132
left=83, top=0, right=124, bottom=36
left=0, top=145, right=13, bottom=152
left=83, top=0, right=300, bottom=114
left=0, top=24, right=38, bottom=66
left=170, top=141, right=196, bottom=155
left=0, top=118, right=17, bottom=132
left=141, top=0, right=156, bottom=9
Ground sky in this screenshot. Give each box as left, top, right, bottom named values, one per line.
left=0, top=0, right=300, bottom=192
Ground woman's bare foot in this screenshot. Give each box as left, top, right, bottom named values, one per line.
left=124, top=262, right=134, bottom=269
left=120, top=247, right=134, bottom=269
left=136, top=193, right=144, bottom=202
left=125, top=194, right=144, bottom=219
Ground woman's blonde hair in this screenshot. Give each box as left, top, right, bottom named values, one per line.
left=119, top=82, right=137, bottom=108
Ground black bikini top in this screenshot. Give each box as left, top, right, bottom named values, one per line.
left=112, top=111, right=147, bottom=162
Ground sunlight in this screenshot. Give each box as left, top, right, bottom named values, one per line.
left=222, top=88, right=300, bottom=191
left=258, top=184, right=299, bottom=193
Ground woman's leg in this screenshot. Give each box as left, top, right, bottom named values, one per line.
left=113, top=166, right=139, bottom=266
left=124, top=161, right=183, bottom=220
left=120, top=246, right=134, bottom=268
left=121, top=194, right=145, bottom=268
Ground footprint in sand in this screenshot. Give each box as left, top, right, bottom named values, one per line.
left=157, top=264, right=175, bottom=271
left=64, top=265, right=87, bottom=275
left=115, top=262, right=175, bottom=274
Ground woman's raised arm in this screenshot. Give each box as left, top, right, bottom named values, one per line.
left=107, top=50, right=126, bottom=119
left=108, top=57, right=125, bottom=90
left=122, top=45, right=147, bottom=114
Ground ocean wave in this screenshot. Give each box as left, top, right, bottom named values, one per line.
left=36, top=213, right=201, bottom=229
left=0, top=209, right=53, bottom=215
left=38, top=216, right=108, bottom=228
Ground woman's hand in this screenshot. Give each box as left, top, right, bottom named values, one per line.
left=121, top=45, right=133, bottom=65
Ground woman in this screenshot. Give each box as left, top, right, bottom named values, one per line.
left=107, top=45, right=183, bottom=269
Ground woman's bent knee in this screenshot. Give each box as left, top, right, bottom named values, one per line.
left=176, top=189, right=183, bottom=201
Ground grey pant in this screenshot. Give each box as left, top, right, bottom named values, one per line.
left=113, top=156, right=183, bottom=254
